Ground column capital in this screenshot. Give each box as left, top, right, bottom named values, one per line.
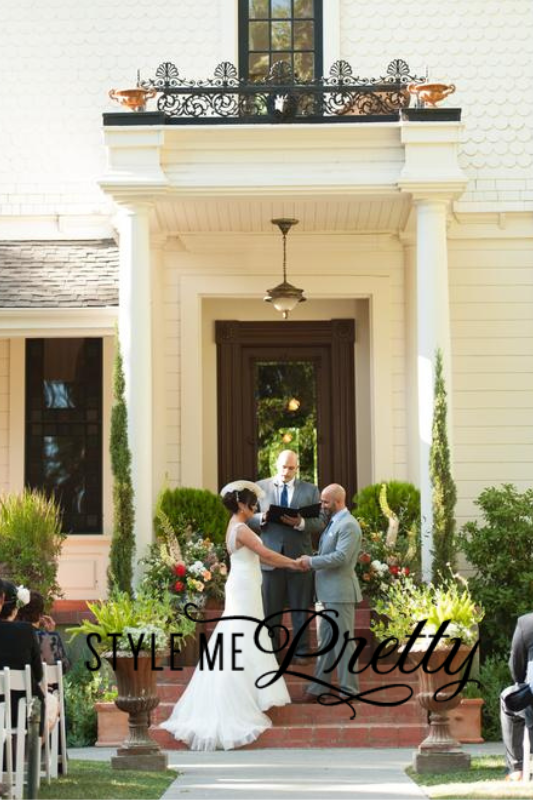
left=398, top=118, right=468, bottom=202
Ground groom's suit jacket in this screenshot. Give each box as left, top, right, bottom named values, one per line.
left=311, top=508, right=362, bottom=604
left=249, top=478, right=325, bottom=568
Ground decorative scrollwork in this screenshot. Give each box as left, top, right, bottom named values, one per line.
left=138, top=59, right=424, bottom=121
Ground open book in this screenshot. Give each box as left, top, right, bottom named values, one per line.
left=267, top=503, right=322, bottom=524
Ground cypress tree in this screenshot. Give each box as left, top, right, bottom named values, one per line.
left=107, top=334, right=135, bottom=595
left=430, top=348, right=457, bottom=583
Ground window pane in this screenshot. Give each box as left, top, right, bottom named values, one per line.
left=294, top=51, right=314, bottom=80
left=249, top=52, right=270, bottom=80
left=294, top=20, right=313, bottom=50
left=249, top=0, right=269, bottom=18
left=255, top=361, right=318, bottom=484
left=249, top=21, right=269, bottom=50
left=272, top=20, right=291, bottom=50
left=272, top=0, right=291, bottom=18
left=25, top=338, right=103, bottom=534
left=294, top=0, right=314, bottom=17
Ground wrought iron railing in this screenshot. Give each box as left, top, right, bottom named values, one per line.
left=139, top=59, right=425, bottom=124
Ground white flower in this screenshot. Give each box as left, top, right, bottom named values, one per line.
left=189, top=560, right=205, bottom=577
left=371, top=560, right=389, bottom=575
left=16, top=585, right=30, bottom=608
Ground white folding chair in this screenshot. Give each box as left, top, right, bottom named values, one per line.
left=0, top=666, right=33, bottom=800
left=523, top=724, right=532, bottom=782
left=40, top=661, right=67, bottom=781
left=0, top=698, right=11, bottom=799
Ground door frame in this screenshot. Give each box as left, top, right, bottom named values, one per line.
left=215, top=318, right=356, bottom=499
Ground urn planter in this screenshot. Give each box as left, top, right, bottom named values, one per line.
left=412, top=646, right=472, bottom=773
left=107, top=653, right=168, bottom=771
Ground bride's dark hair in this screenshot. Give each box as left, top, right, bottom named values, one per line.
left=222, top=488, right=258, bottom=513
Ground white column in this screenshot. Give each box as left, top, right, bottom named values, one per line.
left=118, top=203, right=153, bottom=584
left=415, top=197, right=453, bottom=581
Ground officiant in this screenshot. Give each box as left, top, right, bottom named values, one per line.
left=249, top=450, right=325, bottom=665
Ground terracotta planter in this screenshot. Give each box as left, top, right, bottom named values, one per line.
left=448, top=698, right=484, bottom=744
left=95, top=702, right=128, bottom=747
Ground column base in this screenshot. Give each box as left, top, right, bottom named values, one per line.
left=412, top=750, right=471, bottom=774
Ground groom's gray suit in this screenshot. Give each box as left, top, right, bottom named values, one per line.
left=306, top=507, right=362, bottom=696
left=249, top=477, right=325, bottom=656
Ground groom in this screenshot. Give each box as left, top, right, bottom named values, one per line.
left=249, top=450, right=324, bottom=664
left=295, top=483, right=362, bottom=702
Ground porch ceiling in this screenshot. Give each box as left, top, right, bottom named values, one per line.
left=152, top=194, right=412, bottom=235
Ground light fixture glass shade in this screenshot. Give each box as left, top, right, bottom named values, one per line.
left=264, top=218, right=306, bottom=319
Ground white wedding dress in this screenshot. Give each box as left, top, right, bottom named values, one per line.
left=160, top=522, right=291, bottom=750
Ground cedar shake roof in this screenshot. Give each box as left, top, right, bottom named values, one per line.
left=0, top=240, right=119, bottom=308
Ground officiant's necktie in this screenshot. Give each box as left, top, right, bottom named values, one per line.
left=280, top=483, right=289, bottom=507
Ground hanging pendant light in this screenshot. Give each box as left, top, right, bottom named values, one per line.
left=264, top=218, right=306, bottom=319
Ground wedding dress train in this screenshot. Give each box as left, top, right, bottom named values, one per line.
left=160, top=523, right=291, bottom=750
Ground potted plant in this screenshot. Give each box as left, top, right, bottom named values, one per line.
left=448, top=681, right=485, bottom=745
left=69, top=589, right=195, bottom=770
left=372, top=576, right=484, bottom=773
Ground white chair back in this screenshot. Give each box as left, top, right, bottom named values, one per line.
left=0, top=666, right=33, bottom=800
left=40, top=661, right=68, bottom=780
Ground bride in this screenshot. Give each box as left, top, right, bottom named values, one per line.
left=160, top=480, right=306, bottom=751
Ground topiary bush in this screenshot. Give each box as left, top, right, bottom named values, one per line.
left=0, top=489, right=65, bottom=606
left=155, top=487, right=228, bottom=546
left=458, top=484, right=533, bottom=659
left=352, top=480, right=420, bottom=535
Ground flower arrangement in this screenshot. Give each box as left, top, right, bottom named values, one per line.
left=371, top=575, right=484, bottom=650
left=355, top=484, right=419, bottom=603
left=67, top=589, right=196, bottom=655
left=140, top=506, right=228, bottom=610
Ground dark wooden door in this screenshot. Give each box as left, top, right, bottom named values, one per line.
left=215, top=319, right=356, bottom=500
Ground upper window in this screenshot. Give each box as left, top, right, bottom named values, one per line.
left=25, top=338, right=103, bottom=534
left=239, top=0, right=323, bottom=81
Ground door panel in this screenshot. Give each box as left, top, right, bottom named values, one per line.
left=216, top=320, right=356, bottom=499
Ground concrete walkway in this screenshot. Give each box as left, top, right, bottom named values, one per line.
left=69, top=743, right=504, bottom=800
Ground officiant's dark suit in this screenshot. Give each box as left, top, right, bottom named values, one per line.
left=248, top=450, right=325, bottom=661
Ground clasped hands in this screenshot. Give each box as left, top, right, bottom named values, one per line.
left=292, top=555, right=312, bottom=572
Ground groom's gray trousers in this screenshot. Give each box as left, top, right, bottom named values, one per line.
left=306, top=602, right=360, bottom=696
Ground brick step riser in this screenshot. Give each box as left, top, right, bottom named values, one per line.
left=156, top=681, right=421, bottom=703
left=153, top=700, right=425, bottom=726
left=157, top=665, right=420, bottom=684
left=150, top=722, right=427, bottom=750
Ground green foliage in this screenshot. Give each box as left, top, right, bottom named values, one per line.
left=0, top=489, right=65, bottom=605
left=67, top=589, right=196, bottom=654
left=430, top=349, right=458, bottom=582
left=108, top=335, right=135, bottom=596
left=352, top=480, right=420, bottom=534
left=372, top=576, right=484, bottom=647
left=458, top=484, right=533, bottom=659
left=155, top=487, right=228, bottom=547
left=352, top=481, right=421, bottom=603
left=38, top=759, right=178, bottom=800
left=63, top=658, right=114, bottom=746
left=477, top=655, right=512, bottom=741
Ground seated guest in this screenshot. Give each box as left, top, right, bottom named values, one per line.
left=0, top=579, right=44, bottom=727
left=500, top=611, right=533, bottom=781
left=17, top=591, right=71, bottom=674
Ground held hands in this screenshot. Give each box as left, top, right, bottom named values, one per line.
left=40, top=614, right=56, bottom=632
left=292, top=555, right=312, bottom=572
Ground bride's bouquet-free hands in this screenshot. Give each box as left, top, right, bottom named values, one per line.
left=292, top=556, right=312, bottom=572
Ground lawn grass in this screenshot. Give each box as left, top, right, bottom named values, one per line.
left=38, top=759, right=178, bottom=799
left=407, top=756, right=533, bottom=799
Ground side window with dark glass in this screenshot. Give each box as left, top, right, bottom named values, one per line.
left=25, top=338, right=103, bottom=534
left=239, top=0, right=323, bottom=81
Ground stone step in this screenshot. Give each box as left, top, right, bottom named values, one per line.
left=150, top=721, right=427, bottom=750
left=152, top=697, right=425, bottom=727
left=157, top=663, right=420, bottom=685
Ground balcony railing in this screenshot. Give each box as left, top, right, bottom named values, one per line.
left=127, top=59, right=425, bottom=125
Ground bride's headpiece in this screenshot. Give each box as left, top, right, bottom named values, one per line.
left=220, top=480, right=265, bottom=500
